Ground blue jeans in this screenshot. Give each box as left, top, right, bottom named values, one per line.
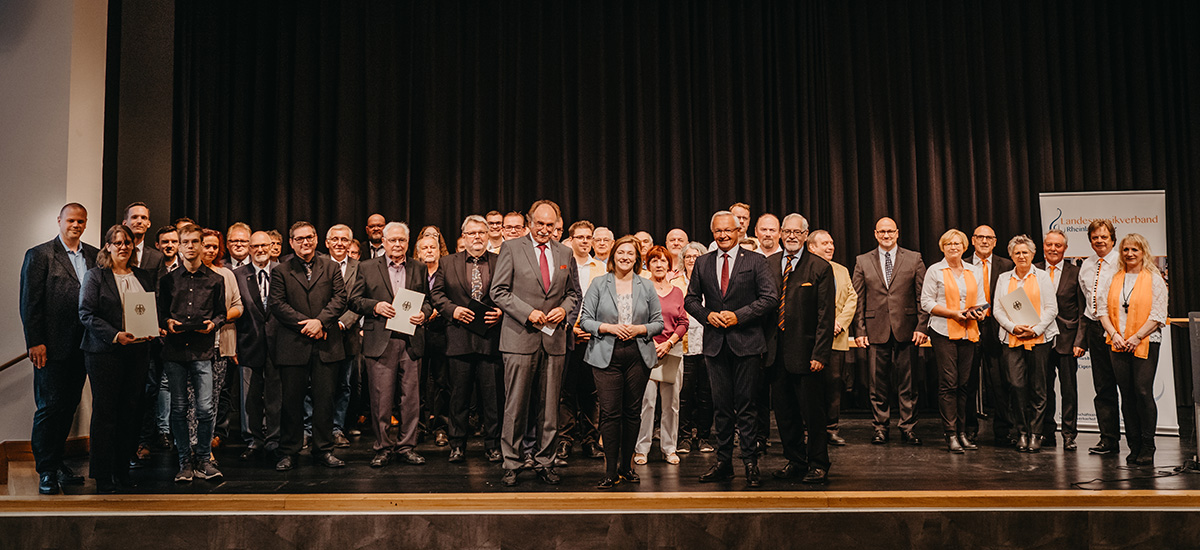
left=333, top=356, right=354, bottom=433
left=165, top=360, right=214, bottom=467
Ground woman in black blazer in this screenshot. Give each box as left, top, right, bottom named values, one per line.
left=79, top=225, right=158, bottom=493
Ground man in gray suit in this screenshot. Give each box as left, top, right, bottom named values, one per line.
left=852, top=217, right=929, bottom=445
left=490, top=199, right=580, bottom=486
left=325, top=224, right=361, bottom=448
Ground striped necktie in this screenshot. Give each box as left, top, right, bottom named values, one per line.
left=778, top=254, right=795, bottom=330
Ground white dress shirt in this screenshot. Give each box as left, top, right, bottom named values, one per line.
left=1096, top=269, right=1169, bottom=343
left=1079, top=248, right=1121, bottom=321
left=920, top=259, right=985, bottom=338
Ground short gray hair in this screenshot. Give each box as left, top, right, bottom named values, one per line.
left=683, top=241, right=708, bottom=256
left=710, top=210, right=738, bottom=229
left=781, top=213, right=809, bottom=231
left=326, top=224, right=353, bottom=239
left=383, top=221, right=410, bottom=239
left=1007, top=234, right=1036, bottom=256
left=461, top=214, right=488, bottom=233
left=807, top=229, right=831, bottom=247
left=1045, top=228, right=1068, bottom=246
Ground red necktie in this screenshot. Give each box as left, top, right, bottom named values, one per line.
left=720, top=253, right=730, bottom=296
left=538, top=243, right=551, bottom=291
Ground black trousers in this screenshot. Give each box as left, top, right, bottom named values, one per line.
left=770, top=366, right=830, bottom=471
left=278, top=353, right=339, bottom=456
left=679, top=354, right=713, bottom=439
left=825, top=350, right=846, bottom=434
left=1001, top=342, right=1050, bottom=435
left=1084, top=317, right=1121, bottom=445
left=1043, top=348, right=1079, bottom=438
left=558, top=346, right=600, bottom=446
left=706, top=344, right=764, bottom=464
left=868, top=337, right=918, bottom=433
left=244, top=358, right=283, bottom=450
left=85, top=348, right=149, bottom=481
left=930, top=334, right=975, bottom=434
left=138, top=342, right=166, bottom=445
left=447, top=353, right=503, bottom=449
left=592, top=340, right=648, bottom=479
left=421, top=335, right=450, bottom=433
left=1111, top=343, right=1161, bottom=453
left=967, top=339, right=1012, bottom=441
left=32, top=351, right=87, bottom=474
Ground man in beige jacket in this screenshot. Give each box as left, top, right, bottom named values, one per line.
left=809, top=230, right=858, bottom=446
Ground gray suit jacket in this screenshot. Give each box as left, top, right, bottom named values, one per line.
left=336, top=257, right=362, bottom=356
left=579, top=273, right=664, bottom=369
left=851, top=246, right=929, bottom=342
left=489, top=236, right=580, bottom=355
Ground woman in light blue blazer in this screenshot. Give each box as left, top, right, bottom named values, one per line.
left=579, top=236, right=664, bottom=489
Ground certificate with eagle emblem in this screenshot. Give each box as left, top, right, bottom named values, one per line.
left=999, top=286, right=1040, bottom=327
left=386, top=287, right=425, bottom=335
left=123, top=291, right=160, bottom=339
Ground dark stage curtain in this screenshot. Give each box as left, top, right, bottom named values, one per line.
left=172, top=1, right=1200, bottom=392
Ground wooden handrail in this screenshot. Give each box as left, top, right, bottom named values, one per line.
left=0, top=352, right=29, bottom=374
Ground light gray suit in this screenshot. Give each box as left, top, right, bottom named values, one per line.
left=490, top=236, right=580, bottom=471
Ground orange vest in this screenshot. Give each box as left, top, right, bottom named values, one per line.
left=1106, top=269, right=1154, bottom=359
left=943, top=267, right=980, bottom=342
left=1007, top=271, right=1045, bottom=350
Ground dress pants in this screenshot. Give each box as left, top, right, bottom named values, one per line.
left=705, top=343, right=763, bottom=464
left=420, top=335, right=451, bottom=435
left=868, top=337, right=918, bottom=433
left=635, top=360, right=682, bottom=455
left=446, top=353, right=503, bottom=450
left=500, top=347, right=565, bottom=471
left=138, top=343, right=167, bottom=446
left=930, top=334, right=975, bottom=434
left=278, top=353, right=339, bottom=457
left=31, top=352, right=87, bottom=475
left=558, top=346, right=601, bottom=448
left=1084, top=318, right=1121, bottom=446
left=85, top=348, right=149, bottom=481
left=1001, top=342, right=1050, bottom=436
left=825, top=350, right=847, bottom=435
left=678, top=354, right=713, bottom=440
left=242, top=358, right=283, bottom=450
left=366, top=337, right=421, bottom=453
left=1111, top=343, right=1161, bottom=453
left=593, top=340, right=648, bottom=479
left=332, top=355, right=355, bottom=434
left=770, top=366, right=830, bottom=471
left=1043, top=349, right=1079, bottom=438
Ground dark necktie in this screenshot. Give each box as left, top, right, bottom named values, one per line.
left=537, top=243, right=551, bottom=291
left=884, top=251, right=894, bottom=287
left=778, top=254, right=795, bottom=330
left=304, top=261, right=313, bottom=281
left=720, top=253, right=730, bottom=296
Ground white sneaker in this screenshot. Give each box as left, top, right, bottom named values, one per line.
left=633, top=453, right=648, bottom=465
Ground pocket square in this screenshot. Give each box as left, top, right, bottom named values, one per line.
left=801, top=282, right=813, bottom=287
left=559, top=264, right=568, bottom=269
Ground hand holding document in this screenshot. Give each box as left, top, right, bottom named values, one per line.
left=999, top=287, right=1041, bottom=327
left=123, top=291, right=160, bottom=339
left=386, top=288, right=426, bottom=335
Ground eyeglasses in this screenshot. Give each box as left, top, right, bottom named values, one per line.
left=713, top=229, right=738, bottom=235
left=327, top=237, right=351, bottom=244
left=110, top=241, right=132, bottom=248
left=780, top=229, right=807, bottom=236
left=875, top=229, right=898, bottom=235
left=462, top=230, right=486, bottom=237
left=972, top=235, right=996, bottom=241
left=292, top=235, right=316, bottom=243
left=250, top=243, right=271, bottom=249
left=502, top=225, right=524, bottom=231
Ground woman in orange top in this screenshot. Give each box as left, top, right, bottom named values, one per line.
left=1097, top=233, right=1168, bottom=466
left=920, top=229, right=986, bottom=454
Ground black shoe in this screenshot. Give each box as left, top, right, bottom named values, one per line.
left=485, top=448, right=502, bottom=463
left=828, top=433, right=847, bottom=446
left=240, top=447, right=262, bottom=461
left=698, top=438, right=715, bottom=453
left=154, top=432, right=173, bottom=450
left=1135, top=448, right=1155, bottom=466
left=333, top=432, right=351, bottom=448
left=397, top=450, right=426, bottom=465
left=434, top=430, right=449, bottom=447
left=448, top=447, right=465, bottom=463
left=275, top=456, right=294, bottom=471
left=522, top=453, right=536, bottom=470
left=596, top=477, right=619, bottom=490
left=617, top=469, right=640, bottom=484
left=58, top=465, right=84, bottom=485
left=1089, top=441, right=1119, bottom=455
left=1063, top=435, right=1078, bottom=452
left=801, top=467, right=829, bottom=484
left=1041, top=434, right=1058, bottom=449
left=947, top=434, right=964, bottom=454
left=537, top=468, right=561, bottom=485
left=553, top=456, right=569, bottom=467
left=901, top=431, right=922, bottom=446
left=677, top=438, right=692, bottom=454
left=555, top=440, right=571, bottom=460
left=585, top=441, right=605, bottom=459
left=958, top=433, right=978, bottom=451
left=501, top=470, right=519, bottom=487
left=370, top=450, right=391, bottom=468
left=1028, top=435, right=1044, bottom=453
left=113, top=474, right=138, bottom=489
left=699, top=461, right=735, bottom=482
left=745, top=462, right=762, bottom=488
left=1125, top=450, right=1140, bottom=465
left=1017, top=433, right=1030, bottom=453
left=872, top=431, right=889, bottom=445
left=773, top=461, right=806, bottom=479
left=38, top=472, right=60, bottom=495
left=316, top=452, right=345, bottom=468
left=96, top=479, right=118, bottom=494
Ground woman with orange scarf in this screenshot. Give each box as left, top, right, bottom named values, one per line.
left=992, top=235, right=1059, bottom=453
left=921, top=229, right=987, bottom=454
left=1098, top=233, right=1168, bottom=466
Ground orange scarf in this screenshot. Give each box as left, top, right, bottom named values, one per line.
left=1007, top=271, right=1044, bottom=350
left=1106, top=269, right=1154, bottom=359
left=943, top=267, right=979, bottom=342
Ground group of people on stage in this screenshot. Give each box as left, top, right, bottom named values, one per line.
left=20, top=199, right=1168, bottom=494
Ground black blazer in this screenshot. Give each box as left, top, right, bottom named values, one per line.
left=20, top=237, right=99, bottom=360
left=966, top=254, right=1015, bottom=350
left=765, top=250, right=836, bottom=373
left=429, top=251, right=501, bottom=357
left=137, top=244, right=165, bottom=278
left=233, top=264, right=273, bottom=368
left=1036, top=261, right=1086, bottom=354
left=268, top=254, right=348, bottom=365
left=78, top=267, right=157, bottom=354
left=684, top=246, right=780, bottom=358
left=350, top=256, right=433, bottom=360
left=337, top=258, right=363, bottom=357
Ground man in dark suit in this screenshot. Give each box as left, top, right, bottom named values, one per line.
left=852, top=217, right=929, bottom=445
left=430, top=215, right=506, bottom=463
left=324, top=224, right=361, bottom=447
left=20, top=203, right=98, bottom=494
left=233, top=231, right=281, bottom=461
left=685, top=210, right=780, bottom=487
left=1038, top=229, right=1086, bottom=450
left=766, top=214, right=836, bottom=485
left=350, top=221, right=432, bottom=468
left=965, top=224, right=1016, bottom=445
left=122, top=202, right=163, bottom=275
left=268, top=221, right=349, bottom=471
left=490, top=200, right=580, bottom=486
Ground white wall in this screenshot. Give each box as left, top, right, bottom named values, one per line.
left=0, top=0, right=107, bottom=444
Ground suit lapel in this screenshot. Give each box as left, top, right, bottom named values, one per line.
left=377, top=259, right=395, bottom=302
left=101, top=269, right=119, bottom=303
left=870, top=249, right=886, bottom=289
left=53, top=239, right=81, bottom=283
left=522, top=239, right=549, bottom=295
left=245, top=270, right=266, bottom=314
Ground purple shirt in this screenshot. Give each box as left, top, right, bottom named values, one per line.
left=654, top=286, right=689, bottom=344
left=388, top=259, right=407, bottom=295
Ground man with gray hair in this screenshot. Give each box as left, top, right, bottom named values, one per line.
left=1037, top=229, right=1085, bottom=450
left=325, top=223, right=362, bottom=448
left=592, top=227, right=615, bottom=263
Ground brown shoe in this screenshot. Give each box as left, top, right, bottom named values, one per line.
left=135, top=443, right=151, bottom=461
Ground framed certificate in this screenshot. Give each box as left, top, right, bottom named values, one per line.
left=123, top=291, right=160, bottom=339
left=386, top=288, right=426, bottom=335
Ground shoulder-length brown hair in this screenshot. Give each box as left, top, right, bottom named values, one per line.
left=607, top=235, right=643, bottom=275
left=96, top=224, right=134, bottom=270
